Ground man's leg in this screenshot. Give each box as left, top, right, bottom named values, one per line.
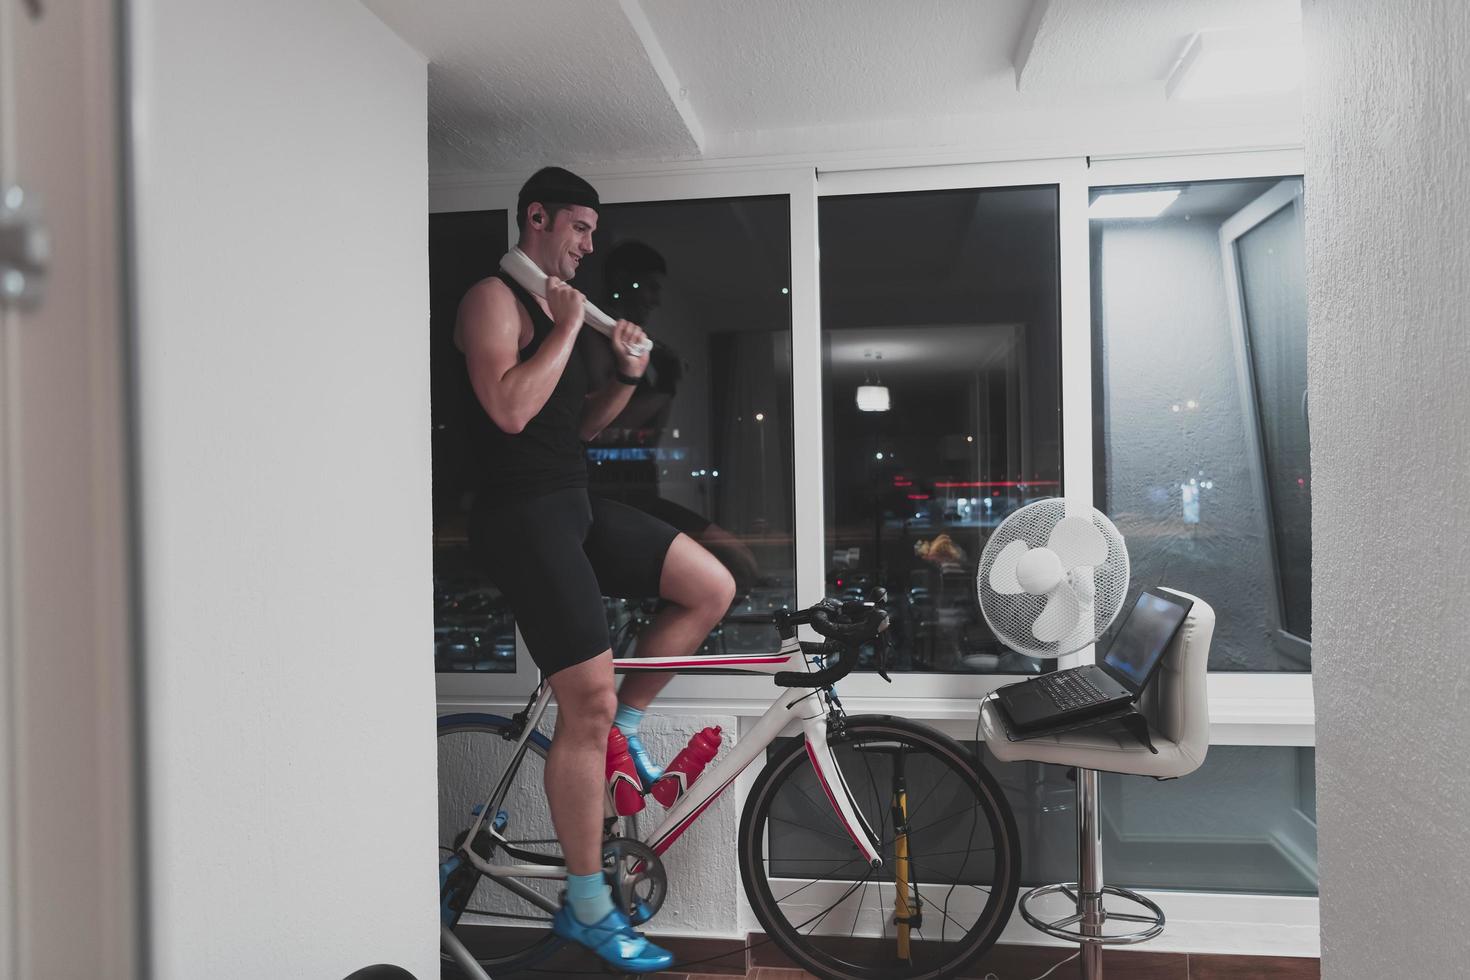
left=543, top=651, right=675, bottom=973
left=616, top=533, right=737, bottom=710
left=543, top=651, right=617, bottom=877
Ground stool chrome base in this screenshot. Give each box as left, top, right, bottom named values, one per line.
left=1019, top=766, right=1168, bottom=979
left=1018, top=882, right=1165, bottom=945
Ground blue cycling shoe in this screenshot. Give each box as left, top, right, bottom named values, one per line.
left=624, top=732, right=663, bottom=788
left=552, top=904, right=674, bottom=973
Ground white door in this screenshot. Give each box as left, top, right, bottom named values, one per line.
left=0, top=1, right=141, bottom=977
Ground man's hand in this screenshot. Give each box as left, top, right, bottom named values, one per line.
left=612, top=319, right=651, bottom=378
left=546, top=276, right=586, bottom=331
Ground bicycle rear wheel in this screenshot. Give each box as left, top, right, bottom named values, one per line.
left=738, top=716, right=1020, bottom=980
left=437, top=713, right=563, bottom=977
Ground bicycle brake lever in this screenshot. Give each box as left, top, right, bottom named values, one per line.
left=876, top=635, right=893, bottom=683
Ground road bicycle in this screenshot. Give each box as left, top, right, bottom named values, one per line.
left=437, top=595, right=1021, bottom=979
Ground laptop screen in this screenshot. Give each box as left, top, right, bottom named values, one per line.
left=1101, top=590, right=1192, bottom=692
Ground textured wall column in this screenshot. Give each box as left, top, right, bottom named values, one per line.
left=1303, top=2, right=1470, bottom=976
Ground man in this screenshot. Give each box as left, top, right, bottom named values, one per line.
left=455, top=167, right=735, bottom=972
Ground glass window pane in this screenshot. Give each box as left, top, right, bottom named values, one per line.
left=1236, top=201, right=1312, bottom=640
left=430, top=210, right=515, bottom=673
left=1090, top=178, right=1311, bottom=672
left=565, top=196, right=796, bottom=655
left=767, top=738, right=1318, bottom=896
left=431, top=199, right=796, bottom=672
left=820, top=187, right=1062, bottom=675
left=987, top=745, right=1318, bottom=895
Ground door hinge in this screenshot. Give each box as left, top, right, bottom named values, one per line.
left=1, top=185, right=50, bottom=311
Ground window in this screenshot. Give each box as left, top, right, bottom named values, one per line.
left=1090, top=177, right=1311, bottom=671
left=430, top=210, right=514, bottom=673
left=819, top=186, right=1062, bottom=674
left=990, top=745, right=1318, bottom=895
left=1228, top=183, right=1312, bottom=647
left=577, top=196, right=797, bottom=657
left=432, top=154, right=1320, bottom=952
left=430, top=197, right=797, bottom=672
left=766, top=738, right=1317, bottom=896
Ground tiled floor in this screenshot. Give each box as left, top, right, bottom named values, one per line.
left=516, top=947, right=1322, bottom=980
left=642, top=954, right=1325, bottom=980
left=484, top=922, right=1321, bottom=980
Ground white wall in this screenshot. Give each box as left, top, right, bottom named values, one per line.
left=129, top=2, right=436, bottom=977
left=1303, top=1, right=1470, bottom=976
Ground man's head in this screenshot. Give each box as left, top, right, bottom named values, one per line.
left=517, top=166, right=600, bottom=280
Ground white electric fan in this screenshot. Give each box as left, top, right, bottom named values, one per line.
left=975, top=499, right=1131, bottom=659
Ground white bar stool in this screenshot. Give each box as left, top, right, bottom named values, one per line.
left=979, top=588, right=1216, bottom=980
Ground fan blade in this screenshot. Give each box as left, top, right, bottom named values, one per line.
left=1047, top=515, right=1107, bottom=569
left=1032, top=586, right=1082, bottom=643
left=1054, top=610, right=1095, bottom=657
left=1053, top=574, right=1097, bottom=655
left=987, top=540, right=1029, bottom=595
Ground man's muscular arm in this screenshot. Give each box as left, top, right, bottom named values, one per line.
left=457, top=277, right=584, bottom=434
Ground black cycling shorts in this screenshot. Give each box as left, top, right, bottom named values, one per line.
left=468, top=488, right=680, bottom=677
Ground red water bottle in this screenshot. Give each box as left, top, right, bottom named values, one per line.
left=606, top=728, right=646, bottom=816
left=651, top=726, right=722, bottom=807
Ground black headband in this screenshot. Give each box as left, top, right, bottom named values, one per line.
left=518, top=166, right=600, bottom=216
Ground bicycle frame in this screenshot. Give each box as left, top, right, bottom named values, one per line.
left=456, top=635, right=883, bottom=895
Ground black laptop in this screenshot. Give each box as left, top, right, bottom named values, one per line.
left=996, top=588, right=1193, bottom=733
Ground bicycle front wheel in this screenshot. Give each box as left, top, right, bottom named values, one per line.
left=739, top=716, right=1020, bottom=980
left=438, top=712, right=562, bottom=977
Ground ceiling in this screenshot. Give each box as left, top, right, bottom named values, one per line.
left=363, top=0, right=1305, bottom=177
left=1092, top=176, right=1292, bottom=218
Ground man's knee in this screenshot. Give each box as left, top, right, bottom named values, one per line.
left=708, top=566, right=737, bottom=618
left=560, top=685, right=617, bottom=733
left=547, top=654, right=618, bottom=737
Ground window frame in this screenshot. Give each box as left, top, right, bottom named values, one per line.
left=1086, top=150, right=1314, bottom=739
left=431, top=148, right=1319, bottom=956
left=433, top=166, right=817, bottom=702
left=432, top=149, right=1315, bottom=741
left=814, top=158, right=1094, bottom=697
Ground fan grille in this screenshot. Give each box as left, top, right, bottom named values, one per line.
left=975, top=499, right=1130, bottom=659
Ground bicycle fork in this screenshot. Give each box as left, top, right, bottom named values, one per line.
left=798, top=700, right=884, bottom=869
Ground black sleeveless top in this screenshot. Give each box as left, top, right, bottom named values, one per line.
left=469, top=272, right=594, bottom=502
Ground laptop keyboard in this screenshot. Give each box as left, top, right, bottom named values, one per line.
left=1037, top=670, right=1111, bottom=711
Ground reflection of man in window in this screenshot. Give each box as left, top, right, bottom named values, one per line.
left=585, top=241, right=761, bottom=592
left=454, top=168, right=734, bottom=972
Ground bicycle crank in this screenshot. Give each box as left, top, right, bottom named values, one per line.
left=602, top=837, right=666, bottom=926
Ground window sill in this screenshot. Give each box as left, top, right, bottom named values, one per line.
left=436, top=687, right=1316, bottom=746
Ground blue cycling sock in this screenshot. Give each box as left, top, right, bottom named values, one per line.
left=613, top=703, right=645, bottom=738
left=566, top=871, right=616, bottom=926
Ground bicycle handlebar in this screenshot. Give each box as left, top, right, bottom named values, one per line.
left=773, top=595, right=889, bottom=688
